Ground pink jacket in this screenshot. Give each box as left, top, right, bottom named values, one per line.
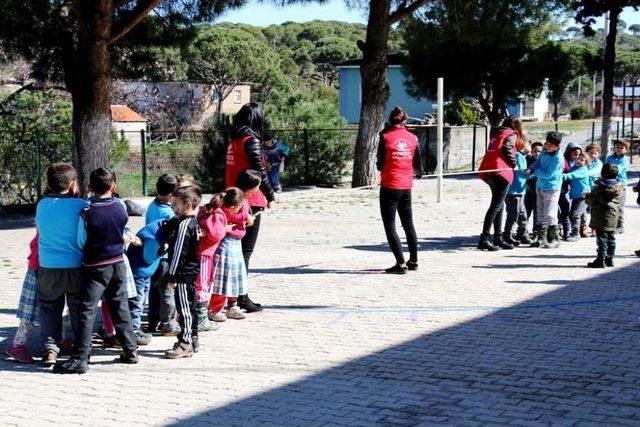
left=28, top=234, right=39, bottom=270
left=197, top=208, right=227, bottom=258
left=223, top=201, right=249, bottom=239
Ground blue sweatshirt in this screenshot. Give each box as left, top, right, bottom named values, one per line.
left=507, top=152, right=528, bottom=195
left=126, top=219, right=167, bottom=279
left=145, top=198, right=174, bottom=225
left=605, top=153, right=629, bottom=184
left=530, top=149, right=564, bottom=191
left=36, top=193, right=89, bottom=268
left=587, top=159, right=603, bottom=188
left=563, top=165, right=591, bottom=200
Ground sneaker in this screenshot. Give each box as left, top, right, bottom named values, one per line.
left=58, top=339, right=74, bottom=356
left=134, top=329, right=152, bottom=346
left=118, top=350, right=139, bottom=364
left=6, top=343, right=34, bottom=364
left=605, top=257, right=614, bottom=267
left=384, top=264, right=408, bottom=274
left=210, top=311, right=227, bottom=322
left=165, top=342, right=193, bottom=359
left=406, top=261, right=418, bottom=271
left=226, top=305, right=247, bottom=320
left=197, top=305, right=221, bottom=331
left=103, top=335, right=121, bottom=348
left=53, top=357, right=88, bottom=374
left=41, top=349, right=58, bottom=366
left=160, top=323, right=181, bottom=336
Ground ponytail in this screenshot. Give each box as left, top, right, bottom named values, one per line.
left=205, top=191, right=226, bottom=214
left=388, top=106, right=407, bottom=126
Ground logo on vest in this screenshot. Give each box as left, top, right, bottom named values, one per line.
left=392, top=139, right=412, bottom=159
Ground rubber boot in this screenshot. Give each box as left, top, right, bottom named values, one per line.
left=477, top=233, right=498, bottom=251
left=197, top=303, right=220, bottom=332
left=502, top=231, right=520, bottom=247
left=566, top=228, right=580, bottom=242
left=546, top=226, right=560, bottom=249
left=516, top=229, right=532, bottom=245
left=531, top=227, right=547, bottom=248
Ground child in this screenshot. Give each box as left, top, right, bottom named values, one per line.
left=524, top=141, right=543, bottom=237
left=163, top=186, right=202, bottom=358
left=606, top=139, right=630, bottom=234
left=209, top=188, right=253, bottom=322
left=559, top=143, right=582, bottom=240
left=194, top=193, right=230, bottom=331
left=263, top=134, right=289, bottom=193
left=527, top=131, right=564, bottom=249
left=584, top=144, right=603, bottom=237
left=562, top=153, right=591, bottom=242
left=585, top=163, right=623, bottom=268
left=503, top=140, right=531, bottom=245
left=35, top=163, right=88, bottom=366
left=54, top=167, right=138, bottom=374
left=146, top=174, right=179, bottom=336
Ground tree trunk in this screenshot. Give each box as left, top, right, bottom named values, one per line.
left=70, top=0, right=113, bottom=195
left=600, top=9, right=620, bottom=155
left=351, top=0, right=391, bottom=188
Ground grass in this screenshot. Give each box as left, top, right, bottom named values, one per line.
left=526, top=119, right=598, bottom=133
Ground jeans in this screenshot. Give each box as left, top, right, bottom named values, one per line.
left=482, top=175, right=509, bottom=235
left=147, top=259, right=176, bottom=331
left=268, top=165, right=281, bottom=192
left=128, top=276, right=150, bottom=330
left=241, top=207, right=263, bottom=272
left=74, top=262, right=137, bottom=360
left=569, top=198, right=587, bottom=231
left=37, top=267, right=82, bottom=353
left=595, top=229, right=616, bottom=260
left=504, top=194, right=527, bottom=237
left=536, top=188, right=560, bottom=227
left=380, top=187, right=418, bottom=265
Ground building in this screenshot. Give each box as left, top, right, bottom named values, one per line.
left=335, top=54, right=549, bottom=123
left=111, top=105, right=148, bottom=152
left=595, top=86, right=640, bottom=118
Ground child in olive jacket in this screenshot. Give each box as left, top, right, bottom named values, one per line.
left=585, top=163, right=624, bottom=268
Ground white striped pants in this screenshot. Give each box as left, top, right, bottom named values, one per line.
left=175, top=282, right=198, bottom=344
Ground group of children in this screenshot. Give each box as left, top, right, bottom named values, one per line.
left=7, top=163, right=264, bottom=372
left=497, top=132, right=632, bottom=268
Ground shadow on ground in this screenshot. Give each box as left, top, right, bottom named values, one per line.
left=169, top=262, right=640, bottom=425
left=344, top=236, right=479, bottom=254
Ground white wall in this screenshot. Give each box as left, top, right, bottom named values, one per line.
left=113, top=122, right=147, bottom=152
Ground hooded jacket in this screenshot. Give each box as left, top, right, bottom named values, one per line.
left=530, top=148, right=563, bottom=191
left=126, top=219, right=167, bottom=279
left=563, top=165, right=591, bottom=200
left=586, top=179, right=623, bottom=231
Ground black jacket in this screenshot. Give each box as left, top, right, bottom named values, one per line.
left=490, top=126, right=517, bottom=168
left=230, top=125, right=276, bottom=204
left=163, top=215, right=201, bottom=283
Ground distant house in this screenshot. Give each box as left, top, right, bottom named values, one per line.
left=116, top=81, right=251, bottom=129
left=595, top=86, right=640, bottom=118
left=111, top=105, right=148, bottom=152
left=335, top=54, right=549, bottom=123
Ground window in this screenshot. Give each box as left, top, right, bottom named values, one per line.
left=234, top=89, right=242, bottom=104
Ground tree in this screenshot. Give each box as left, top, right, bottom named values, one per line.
left=402, top=0, right=564, bottom=127
left=629, top=23, right=640, bottom=34
left=574, top=0, right=640, bottom=154
left=351, top=0, right=432, bottom=187
left=0, top=1, right=245, bottom=193
left=546, top=42, right=589, bottom=120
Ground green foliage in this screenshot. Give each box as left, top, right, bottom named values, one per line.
left=197, top=116, right=232, bottom=193
left=443, top=98, right=479, bottom=126
left=570, top=104, right=594, bottom=120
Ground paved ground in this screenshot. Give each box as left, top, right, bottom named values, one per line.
left=1, top=172, right=640, bottom=426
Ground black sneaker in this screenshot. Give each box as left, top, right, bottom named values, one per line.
left=53, top=357, right=88, bottom=374
left=605, top=257, right=614, bottom=267
left=238, top=295, right=263, bottom=313
left=587, top=259, right=605, bottom=269
left=134, top=329, right=152, bottom=346
left=118, top=351, right=139, bottom=364
left=406, top=261, right=418, bottom=271
left=385, top=265, right=408, bottom=274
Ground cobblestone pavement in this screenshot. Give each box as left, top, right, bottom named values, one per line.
left=1, top=174, right=639, bottom=426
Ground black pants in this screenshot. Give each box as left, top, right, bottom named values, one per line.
left=241, top=206, right=263, bottom=271
left=482, top=175, right=509, bottom=235
left=559, top=189, right=571, bottom=236
left=175, top=281, right=198, bottom=345
left=74, top=262, right=137, bottom=360
left=380, top=187, right=418, bottom=265
left=524, top=189, right=538, bottom=230
left=147, top=259, right=176, bottom=331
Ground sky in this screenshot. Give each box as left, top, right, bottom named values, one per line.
left=217, top=1, right=640, bottom=28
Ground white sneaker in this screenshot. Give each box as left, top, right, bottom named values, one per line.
left=226, top=306, right=246, bottom=320
left=210, top=311, right=227, bottom=322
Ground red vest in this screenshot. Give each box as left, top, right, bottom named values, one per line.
left=380, top=126, right=419, bottom=190
left=478, top=129, right=517, bottom=184
left=225, top=135, right=268, bottom=207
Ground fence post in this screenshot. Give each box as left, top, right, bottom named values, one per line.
left=436, top=77, right=444, bottom=203
left=555, top=122, right=558, bottom=132
left=303, top=128, right=310, bottom=185
left=140, top=129, right=147, bottom=196
left=35, top=134, right=42, bottom=201
left=591, top=121, right=595, bottom=143
left=622, top=81, right=627, bottom=137
left=617, top=121, right=620, bottom=140
left=120, top=129, right=125, bottom=141
left=471, top=124, right=477, bottom=171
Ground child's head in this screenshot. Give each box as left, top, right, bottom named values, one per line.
left=574, top=153, right=587, bottom=168
left=388, top=106, right=407, bottom=126
left=46, top=163, right=77, bottom=194
left=222, top=187, right=246, bottom=213
left=530, top=142, right=543, bottom=158
left=544, top=131, right=562, bottom=153
left=236, top=169, right=261, bottom=194
left=178, top=174, right=196, bottom=188
left=172, top=185, right=202, bottom=216
left=585, top=143, right=601, bottom=162
left=156, top=173, right=179, bottom=200
left=566, top=146, right=582, bottom=162
left=601, top=163, right=619, bottom=180
left=88, top=167, right=117, bottom=196
left=263, top=133, right=276, bottom=148
left=613, top=139, right=630, bottom=156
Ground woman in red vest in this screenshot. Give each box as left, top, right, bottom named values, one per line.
left=225, top=103, right=276, bottom=312
left=376, top=106, right=423, bottom=274
left=477, top=116, right=522, bottom=251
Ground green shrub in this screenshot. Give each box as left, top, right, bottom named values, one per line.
left=570, top=104, right=593, bottom=120
left=444, top=98, right=478, bottom=126
left=197, top=116, right=231, bottom=193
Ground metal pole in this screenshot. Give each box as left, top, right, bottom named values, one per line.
left=437, top=77, right=444, bottom=203
left=35, top=134, right=42, bottom=201
left=631, top=84, right=636, bottom=164
left=555, top=122, right=558, bottom=132
left=578, top=76, right=582, bottom=98
left=141, top=129, right=147, bottom=196
left=471, top=124, right=477, bottom=171
left=617, top=120, right=620, bottom=140
left=591, top=121, right=596, bottom=143
left=622, top=81, right=627, bottom=137
left=592, top=74, right=597, bottom=115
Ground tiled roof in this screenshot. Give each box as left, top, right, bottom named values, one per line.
left=111, top=105, right=148, bottom=122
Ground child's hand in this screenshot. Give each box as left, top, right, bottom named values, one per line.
left=130, top=236, right=142, bottom=246
left=200, top=229, right=208, bottom=238
left=523, top=169, right=531, bottom=175
left=225, top=224, right=236, bottom=232
left=168, top=282, right=177, bottom=289
left=247, top=214, right=255, bottom=227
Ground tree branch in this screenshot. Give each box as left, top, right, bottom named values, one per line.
left=388, top=0, right=432, bottom=25
left=109, top=0, right=162, bottom=44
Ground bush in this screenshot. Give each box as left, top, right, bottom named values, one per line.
left=197, top=116, right=231, bottom=193
left=443, top=98, right=478, bottom=126
left=570, top=104, right=593, bottom=120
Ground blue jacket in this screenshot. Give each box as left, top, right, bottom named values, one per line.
left=605, top=154, right=629, bottom=184
left=36, top=193, right=89, bottom=268
left=508, top=152, right=529, bottom=195
left=530, top=149, right=564, bottom=191
left=145, top=199, right=174, bottom=225
left=587, top=159, right=603, bottom=188
left=126, top=220, right=168, bottom=279
left=563, top=165, right=591, bottom=200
